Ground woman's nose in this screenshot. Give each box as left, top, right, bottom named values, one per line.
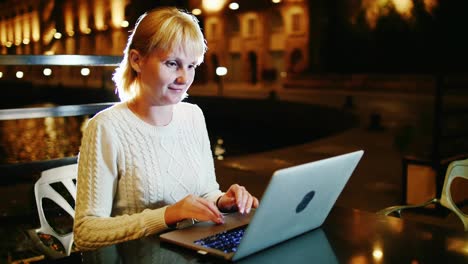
left=175, top=69, right=188, bottom=84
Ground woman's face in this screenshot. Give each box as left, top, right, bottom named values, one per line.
left=132, top=46, right=199, bottom=106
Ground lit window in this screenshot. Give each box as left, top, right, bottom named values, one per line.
left=210, top=23, right=217, bottom=39
left=292, top=13, right=301, bottom=32
left=247, top=18, right=256, bottom=36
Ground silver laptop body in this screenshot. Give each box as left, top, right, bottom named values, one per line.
left=160, top=150, right=364, bottom=261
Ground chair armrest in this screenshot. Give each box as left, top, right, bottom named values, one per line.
left=377, top=198, right=439, bottom=217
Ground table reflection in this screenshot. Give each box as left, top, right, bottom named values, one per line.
left=82, top=228, right=337, bottom=264
left=323, top=208, right=468, bottom=264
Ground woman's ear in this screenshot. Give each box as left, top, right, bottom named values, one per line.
left=129, top=49, right=142, bottom=73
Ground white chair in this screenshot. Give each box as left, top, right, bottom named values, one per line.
left=378, top=158, right=468, bottom=231
left=27, top=163, right=78, bottom=258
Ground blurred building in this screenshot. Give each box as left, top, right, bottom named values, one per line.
left=188, top=0, right=310, bottom=85
left=0, top=0, right=314, bottom=87
left=0, top=0, right=132, bottom=88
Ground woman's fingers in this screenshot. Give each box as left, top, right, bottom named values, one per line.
left=226, top=184, right=258, bottom=214
left=184, top=195, right=224, bottom=224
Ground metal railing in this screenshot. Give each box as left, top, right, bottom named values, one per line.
left=0, top=55, right=119, bottom=186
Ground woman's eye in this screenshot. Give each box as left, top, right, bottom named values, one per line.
left=165, top=61, right=178, bottom=68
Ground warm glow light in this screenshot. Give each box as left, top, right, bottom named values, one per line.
left=424, top=0, right=438, bottom=13
left=54, top=32, right=62, bottom=39
left=16, top=71, right=24, bottom=79
left=67, top=31, right=75, bottom=37
left=64, top=2, right=74, bottom=37
left=272, top=0, right=281, bottom=3
left=79, top=2, right=89, bottom=33
left=216, top=67, right=227, bottom=76
left=81, top=68, right=90, bottom=76
left=360, top=0, right=435, bottom=28
left=84, top=28, right=92, bottom=34
left=393, top=0, right=414, bottom=18
left=372, top=249, right=383, bottom=260
left=5, top=41, right=12, bottom=48
left=120, top=21, right=129, bottom=28
left=22, top=38, right=30, bottom=45
left=94, top=0, right=106, bottom=30
left=202, top=0, right=227, bottom=12
left=32, top=11, right=40, bottom=42
left=0, top=72, right=3, bottom=78
left=44, top=50, right=55, bottom=55
left=43, top=68, right=52, bottom=76
left=446, top=238, right=468, bottom=255
left=229, top=2, right=239, bottom=10
left=111, top=0, right=125, bottom=28
left=192, top=8, right=202, bottom=16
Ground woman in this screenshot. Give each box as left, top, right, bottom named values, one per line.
left=73, top=7, right=258, bottom=251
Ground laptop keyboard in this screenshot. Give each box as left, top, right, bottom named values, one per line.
left=194, top=225, right=247, bottom=253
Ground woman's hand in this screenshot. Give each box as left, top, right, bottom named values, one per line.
left=217, top=184, right=259, bottom=214
left=165, top=194, right=224, bottom=226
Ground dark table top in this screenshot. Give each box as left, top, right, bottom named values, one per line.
left=40, top=206, right=468, bottom=263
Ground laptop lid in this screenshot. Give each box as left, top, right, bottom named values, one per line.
left=160, top=150, right=364, bottom=261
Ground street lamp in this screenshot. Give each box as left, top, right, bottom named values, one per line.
left=216, top=66, right=227, bottom=96
left=202, top=0, right=227, bottom=13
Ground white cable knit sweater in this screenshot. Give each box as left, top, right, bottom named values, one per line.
left=73, top=102, right=223, bottom=251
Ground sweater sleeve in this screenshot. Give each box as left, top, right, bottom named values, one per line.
left=192, top=105, right=224, bottom=203
left=73, top=115, right=168, bottom=251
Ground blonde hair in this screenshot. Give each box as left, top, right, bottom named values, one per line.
left=113, top=7, right=207, bottom=101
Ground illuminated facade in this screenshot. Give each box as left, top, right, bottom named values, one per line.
left=0, top=0, right=129, bottom=87
left=190, top=0, right=310, bottom=84
left=0, top=0, right=129, bottom=55
left=0, top=0, right=312, bottom=87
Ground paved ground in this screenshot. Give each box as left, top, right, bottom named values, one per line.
left=192, top=81, right=405, bottom=212
left=214, top=127, right=403, bottom=212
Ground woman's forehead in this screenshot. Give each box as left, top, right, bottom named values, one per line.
left=151, top=46, right=201, bottom=62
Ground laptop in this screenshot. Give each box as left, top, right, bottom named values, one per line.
left=160, top=150, right=364, bottom=261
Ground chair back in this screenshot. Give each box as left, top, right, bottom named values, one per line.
left=440, top=159, right=468, bottom=231
left=33, top=163, right=78, bottom=256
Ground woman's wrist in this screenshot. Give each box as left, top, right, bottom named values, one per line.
left=216, top=195, right=223, bottom=209
left=164, top=205, right=181, bottom=226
